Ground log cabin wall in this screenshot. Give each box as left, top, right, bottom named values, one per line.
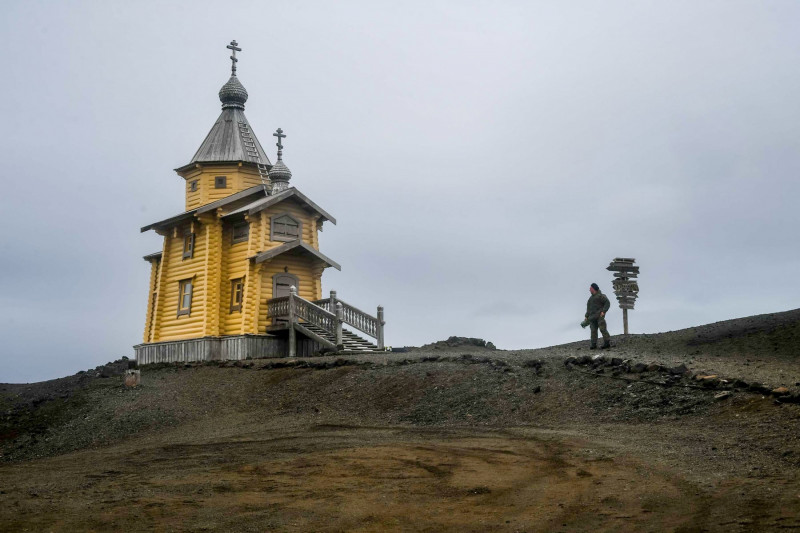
left=221, top=219, right=251, bottom=335
left=181, top=164, right=265, bottom=211
left=153, top=223, right=208, bottom=341
left=142, top=257, right=161, bottom=342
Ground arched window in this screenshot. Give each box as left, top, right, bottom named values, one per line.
left=271, top=214, right=301, bottom=242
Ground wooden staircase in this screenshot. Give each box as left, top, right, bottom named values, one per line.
left=300, top=323, right=378, bottom=352
left=266, top=288, right=385, bottom=356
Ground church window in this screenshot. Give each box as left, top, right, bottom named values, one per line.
left=271, top=214, right=301, bottom=242
left=232, top=221, right=249, bottom=244
left=230, top=278, right=244, bottom=312
left=189, top=180, right=198, bottom=192
left=215, top=176, right=227, bottom=189
left=182, top=232, right=195, bottom=259
left=177, top=279, right=193, bottom=316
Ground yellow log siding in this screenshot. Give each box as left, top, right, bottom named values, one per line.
left=154, top=224, right=209, bottom=341
left=201, top=216, right=223, bottom=337
left=142, top=258, right=160, bottom=342
left=220, top=222, right=251, bottom=335
left=144, top=189, right=332, bottom=343
left=180, top=164, right=266, bottom=211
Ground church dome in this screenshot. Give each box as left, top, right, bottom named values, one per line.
left=269, top=159, right=292, bottom=191
left=219, top=75, right=248, bottom=109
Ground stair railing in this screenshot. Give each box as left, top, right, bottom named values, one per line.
left=312, top=290, right=385, bottom=350
left=267, top=287, right=343, bottom=356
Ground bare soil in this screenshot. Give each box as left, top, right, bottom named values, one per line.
left=1, top=309, right=800, bottom=532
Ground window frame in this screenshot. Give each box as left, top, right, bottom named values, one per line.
left=182, top=231, right=195, bottom=259
left=189, top=180, right=198, bottom=192
left=270, top=213, right=302, bottom=242
left=177, top=278, right=193, bottom=317
left=231, top=220, right=249, bottom=244
left=215, top=176, right=227, bottom=189
left=230, top=277, right=244, bottom=313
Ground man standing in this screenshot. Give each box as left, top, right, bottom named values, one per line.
left=585, top=282, right=611, bottom=349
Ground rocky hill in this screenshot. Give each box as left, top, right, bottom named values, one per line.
left=1, top=309, right=799, bottom=532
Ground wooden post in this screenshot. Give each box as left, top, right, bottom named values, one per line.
left=288, top=286, right=297, bottom=357
left=623, top=307, right=629, bottom=336
left=377, top=305, right=385, bottom=350
left=329, top=290, right=337, bottom=312
left=335, top=302, right=344, bottom=351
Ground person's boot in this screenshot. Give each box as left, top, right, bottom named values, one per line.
left=601, top=342, right=611, bottom=349
left=589, top=345, right=597, bottom=350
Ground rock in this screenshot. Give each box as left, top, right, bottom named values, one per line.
left=577, top=355, right=592, bottom=365
left=771, top=387, right=790, bottom=396
left=631, top=362, right=648, bottom=374
left=591, top=354, right=606, bottom=364
left=785, top=394, right=800, bottom=404
left=669, top=363, right=689, bottom=375
left=647, top=363, right=661, bottom=372
left=610, top=357, right=623, bottom=366
left=732, top=379, right=749, bottom=389
left=124, top=370, right=141, bottom=388
left=714, top=391, right=733, bottom=401
left=564, top=356, right=577, bottom=366
left=533, top=385, right=541, bottom=394
left=749, top=382, right=772, bottom=395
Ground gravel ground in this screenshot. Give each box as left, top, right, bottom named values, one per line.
left=0, top=308, right=799, bottom=531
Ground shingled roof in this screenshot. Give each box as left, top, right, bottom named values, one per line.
left=179, top=106, right=271, bottom=170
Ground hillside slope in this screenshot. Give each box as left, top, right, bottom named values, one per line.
left=1, top=309, right=799, bottom=531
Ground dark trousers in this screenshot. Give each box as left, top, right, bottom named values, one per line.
left=590, top=316, right=611, bottom=347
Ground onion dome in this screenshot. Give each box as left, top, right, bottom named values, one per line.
left=269, top=128, right=292, bottom=193
left=270, top=159, right=292, bottom=184
left=219, top=75, right=248, bottom=109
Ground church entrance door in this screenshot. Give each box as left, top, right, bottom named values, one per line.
left=273, top=273, right=299, bottom=298
left=272, top=273, right=299, bottom=326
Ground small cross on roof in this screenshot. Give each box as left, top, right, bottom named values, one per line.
left=227, top=40, right=241, bottom=75
left=274, top=128, right=287, bottom=159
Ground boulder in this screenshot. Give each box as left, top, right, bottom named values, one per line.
left=646, top=363, right=661, bottom=372
left=564, top=356, right=577, bottom=366
left=714, top=391, right=733, bottom=401
left=610, top=357, right=623, bottom=366
left=124, top=370, right=141, bottom=388
left=668, top=363, right=689, bottom=375
left=591, top=354, right=606, bottom=364
left=631, top=362, right=648, bottom=374
left=771, top=387, right=790, bottom=396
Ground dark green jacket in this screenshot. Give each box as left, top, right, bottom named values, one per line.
left=585, top=290, right=610, bottom=320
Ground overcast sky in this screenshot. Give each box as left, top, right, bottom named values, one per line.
left=1, top=1, right=799, bottom=383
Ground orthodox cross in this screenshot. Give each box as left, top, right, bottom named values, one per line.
left=274, top=128, right=286, bottom=159
left=227, top=40, right=241, bottom=75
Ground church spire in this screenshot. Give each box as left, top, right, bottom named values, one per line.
left=180, top=40, right=271, bottom=171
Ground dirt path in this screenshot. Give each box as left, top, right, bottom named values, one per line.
left=2, top=423, right=799, bottom=532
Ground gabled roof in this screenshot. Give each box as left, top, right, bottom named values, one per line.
left=251, top=240, right=341, bottom=271
left=175, top=107, right=271, bottom=173
left=223, top=187, right=336, bottom=224
left=141, top=185, right=266, bottom=232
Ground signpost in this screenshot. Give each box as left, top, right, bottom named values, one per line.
left=607, top=257, right=639, bottom=335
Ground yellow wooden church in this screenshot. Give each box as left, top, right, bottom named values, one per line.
left=135, top=42, right=384, bottom=364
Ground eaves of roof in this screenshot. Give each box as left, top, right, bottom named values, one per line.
left=141, top=186, right=266, bottom=232
left=223, top=187, right=336, bottom=224
left=251, top=240, right=341, bottom=271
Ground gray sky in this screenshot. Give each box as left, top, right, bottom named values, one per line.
left=2, top=1, right=799, bottom=383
